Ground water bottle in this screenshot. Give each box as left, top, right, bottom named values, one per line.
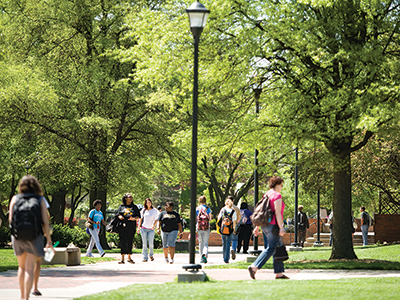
left=44, top=241, right=59, bottom=262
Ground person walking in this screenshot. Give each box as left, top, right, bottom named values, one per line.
left=196, top=196, right=211, bottom=263
left=228, top=196, right=241, bottom=260
left=297, top=205, right=309, bottom=248
left=138, top=198, right=158, bottom=262
left=116, top=193, right=140, bottom=264
left=9, top=175, right=53, bottom=300
left=86, top=200, right=108, bottom=258
left=248, top=176, right=289, bottom=279
left=156, top=202, right=183, bottom=264
left=360, top=206, right=372, bottom=246
left=32, top=197, right=50, bottom=297
left=237, top=202, right=253, bottom=254
left=217, top=198, right=237, bottom=264
left=328, top=211, right=333, bottom=246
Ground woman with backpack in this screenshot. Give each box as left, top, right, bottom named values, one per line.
left=196, top=196, right=212, bottom=263
left=9, top=175, right=53, bottom=300
left=237, top=202, right=253, bottom=254
left=248, top=176, right=289, bottom=279
left=217, top=198, right=237, bottom=264
left=138, top=198, right=158, bottom=262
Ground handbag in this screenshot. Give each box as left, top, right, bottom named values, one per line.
left=106, top=216, right=120, bottom=234
left=85, top=220, right=94, bottom=230
left=275, top=241, right=289, bottom=262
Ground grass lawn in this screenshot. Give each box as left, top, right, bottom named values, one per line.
left=0, top=248, right=116, bottom=272
left=76, top=277, right=400, bottom=300
left=206, top=244, right=400, bottom=270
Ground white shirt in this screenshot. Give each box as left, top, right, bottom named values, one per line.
left=218, top=207, right=237, bottom=222
left=141, top=208, right=159, bottom=229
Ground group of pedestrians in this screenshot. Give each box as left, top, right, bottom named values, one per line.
left=10, top=173, right=377, bottom=300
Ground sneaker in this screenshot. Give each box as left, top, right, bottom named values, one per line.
left=170, top=259, right=174, bottom=264
left=165, top=258, right=169, bottom=264
left=231, top=249, right=236, bottom=260
left=85, top=253, right=94, bottom=257
left=202, top=254, right=207, bottom=263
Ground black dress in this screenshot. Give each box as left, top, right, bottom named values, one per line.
left=116, top=204, right=140, bottom=255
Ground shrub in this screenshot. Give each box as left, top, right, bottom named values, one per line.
left=51, top=224, right=89, bottom=247
left=209, top=219, right=217, bottom=231
left=0, top=226, right=11, bottom=247
left=106, top=232, right=120, bottom=248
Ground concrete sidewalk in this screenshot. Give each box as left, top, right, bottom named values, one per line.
left=2, top=247, right=400, bottom=300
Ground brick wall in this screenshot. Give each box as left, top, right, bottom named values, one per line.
left=374, top=214, right=400, bottom=243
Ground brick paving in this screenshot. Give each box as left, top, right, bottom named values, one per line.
left=1, top=247, right=400, bottom=300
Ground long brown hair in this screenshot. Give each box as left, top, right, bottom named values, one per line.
left=143, top=198, right=153, bottom=210
left=18, top=175, right=43, bottom=196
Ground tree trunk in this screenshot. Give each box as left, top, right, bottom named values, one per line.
left=49, top=190, right=67, bottom=225
left=329, top=151, right=357, bottom=259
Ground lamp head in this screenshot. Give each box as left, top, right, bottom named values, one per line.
left=186, top=1, right=210, bottom=37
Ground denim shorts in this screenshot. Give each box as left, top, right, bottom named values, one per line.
left=161, top=230, right=179, bottom=248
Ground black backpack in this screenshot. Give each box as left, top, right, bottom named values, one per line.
left=11, top=194, right=43, bottom=240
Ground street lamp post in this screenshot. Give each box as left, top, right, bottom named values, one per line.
left=186, top=1, right=210, bottom=266
left=253, top=86, right=262, bottom=251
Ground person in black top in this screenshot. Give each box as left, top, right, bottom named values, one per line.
left=115, top=193, right=140, bottom=264
left=156, top=202, right=183, bottom=264
left=297, top=205, right=309, bottom=248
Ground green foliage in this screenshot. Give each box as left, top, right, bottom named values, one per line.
left=50, top=224, right=90, bottom=247
left=209, top=219, right=217, bottom=231
left=106, top=232, right=120, bottom=248
left=0, top=226, right=11, bottom=247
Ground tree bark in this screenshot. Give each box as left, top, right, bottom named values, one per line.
left=49, top=190, right=67, bottom=225
left=329, top=150, right=357, bottom=259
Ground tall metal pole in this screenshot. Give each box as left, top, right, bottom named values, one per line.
left=253, top=88, right=261, bottom=250
left=317, top=190, right=321, bottom=242
left=292, top=147, right=299, bottom=246
left=189, top=34, right=200, bottom=265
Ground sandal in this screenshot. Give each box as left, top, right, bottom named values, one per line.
left=32, top=291, right=42, bottom=296
left=127, top=259, right=135, bottom=264
left=118, top=261, right=125, bottom=264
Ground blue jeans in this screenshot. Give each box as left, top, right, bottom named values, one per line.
left=141, top=228, right=155, bottom=260
left=231, top=233, right=238, bottom=252
left=252, top=225, right=284, bottom=274
left=221, top=233, right=233, bottom=263
left=87, top=227, right=104, bottom=256
left=161, top=230, right=179, bottom=248
left=197, top=229, right=210, bottom=258
left=361, top=224, right=369, bottom=246
left=263, top=231, right=268, bottom=249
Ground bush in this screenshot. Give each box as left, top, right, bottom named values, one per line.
left=0, top=226, right=11, bottom=247
left=209, top=219, right=217, bottom=231
left=51, top=224, right=89, bottom=247
left=106, top=232, right=120, bottom=248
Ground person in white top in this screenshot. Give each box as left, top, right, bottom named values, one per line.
left=138, top=198, right=159, bottom=262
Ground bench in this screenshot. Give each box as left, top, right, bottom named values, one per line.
left=41, top=246, right=81, bottom=266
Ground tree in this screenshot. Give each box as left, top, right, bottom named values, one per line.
left=0, top=0, right=178, bottom=245
left=226, top=0, right=400, bottom=258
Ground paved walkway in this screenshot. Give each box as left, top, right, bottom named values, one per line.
left=2, top=247, right=400, bottom=300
